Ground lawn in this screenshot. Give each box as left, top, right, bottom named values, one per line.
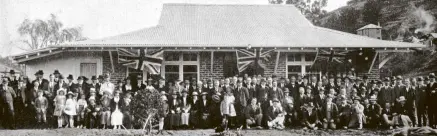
left=0, top=128, right=397, bottom=136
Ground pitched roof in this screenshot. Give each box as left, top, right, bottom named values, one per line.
left=60, top=4, right=423, bottom=48
left=357, top=24, right=382, bottom=31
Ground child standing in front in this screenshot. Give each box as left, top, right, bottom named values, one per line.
left=76, top=94, right=88, bottom=128
left=35, top=90, right=48, bottom=128
left=64, top=92, right=77, bottom=128
left=54, top=88, right=67, bottom=128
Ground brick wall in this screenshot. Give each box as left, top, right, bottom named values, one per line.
left=264, top=52, right=287, bottom=78
left=198, top=51, right=287, bottom=80
left=102, top=51, right=127, bottom=83
left=199, top=52, right=225, bottom=80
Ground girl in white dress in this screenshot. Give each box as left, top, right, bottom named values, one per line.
left=64, top=91, right=77, bottom=128
left=53, top=88, right=66, bottom=128
left=111, top=93, right=123, bottom=129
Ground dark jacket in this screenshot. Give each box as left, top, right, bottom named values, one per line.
left=245, top=104, right=262, bottom=119
left=233, top=87, right=250, bottom=107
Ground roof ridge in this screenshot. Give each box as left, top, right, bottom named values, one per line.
left=162, top=3, right=293, bottom=7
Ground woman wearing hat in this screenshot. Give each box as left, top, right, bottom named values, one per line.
left=199, top=92, right=211, bottom=129
left=53, top=88, right=67, bottom=128
left=168, top=92, right=181, bottom=130
left=64, top=91, right=77, bottom=128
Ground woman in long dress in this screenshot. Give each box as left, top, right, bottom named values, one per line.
left=64, top=91, right=77, bottom=128
left=111, top=92, right=123, bottom=129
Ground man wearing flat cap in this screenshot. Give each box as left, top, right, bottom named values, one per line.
left=427, top=73, right=437, bottom=128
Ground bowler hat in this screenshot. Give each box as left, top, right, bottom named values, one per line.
left=363, top=75, right=368, bottom=80
left=67, top=75, right=74, bottom=80
left=396, top=75, right=403, bottom=80
left=397, top=96, right=406, bottom=102
left=9, top=70, right=15, bottom=74
left=58, top=75, right=64, bottom=79
left=91, top=76, right=97, bottom=80
left=53, top=70, right=60, bottom=75
left=34, top=70, right=44, bottom=75
left=98, top=75, right=104, bottom=80
left=77, top=76, right=84, bottom=80
left=377, top=80, right=382, bottom=84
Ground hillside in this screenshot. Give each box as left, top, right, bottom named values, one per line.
left=319, top=0, right=437, bottom=76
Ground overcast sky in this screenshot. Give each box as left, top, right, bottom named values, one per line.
left=0, top=0, right=349, bottom=56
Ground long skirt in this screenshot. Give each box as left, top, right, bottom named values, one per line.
left=169, top=113, right=181, bottom=129
left=111, top=110, right=123, bottom=126
left=181, top=112, right=190, bottom=125
left=189, top=111, right=199, bottom=128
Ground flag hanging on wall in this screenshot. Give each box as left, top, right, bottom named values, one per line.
left=236, top=48, right=274, bottom=72
left=117, top=48, right=164, bottom=74
left=310, top=49, right=349, bottom=74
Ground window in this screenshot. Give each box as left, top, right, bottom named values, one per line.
left=163, top=52, right=199, bottom=81
left=80, top=63, right=97, bottom=77
left=287, top=53, right=301, bottom=62
left=286, top=53, right=320, bottom=78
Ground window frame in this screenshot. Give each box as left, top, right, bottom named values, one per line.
left=285, top=52, right=321, bottom=79
left=161, top=52, right=200, bottom=81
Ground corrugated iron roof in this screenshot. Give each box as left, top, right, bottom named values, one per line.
left=57, top=4, right=423, bottom=48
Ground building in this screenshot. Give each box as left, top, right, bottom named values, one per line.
left=11, top=4, right=425, bottom=82
left=357, top=24, right=382, bottom=39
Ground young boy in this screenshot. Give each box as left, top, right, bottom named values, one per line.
left=77, top=94, right=88, bottom=128
left=35, top=91, right=48, bottom=127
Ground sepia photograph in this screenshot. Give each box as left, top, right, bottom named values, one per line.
left=0, top=0, right=437, bottom=135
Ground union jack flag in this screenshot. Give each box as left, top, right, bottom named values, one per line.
left=236, top=48, right=274, bottom=72
left=117, top=48, right=164, bottom=74
left=317, top=49, right=349, bottom=63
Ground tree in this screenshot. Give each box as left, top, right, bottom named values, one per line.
left=322, top=7, right=361, bottom=34
left=269, top=0, right=328, bottom=25
left=17, top=14, right=87, bottom=50
left=362, top=0, right=383, bottom=25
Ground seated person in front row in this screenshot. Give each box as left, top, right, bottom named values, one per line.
left=381, top=102, right=395, bottom=129
left=348, top=97, right=365, bottom=129
left=283, top=95, right=298, bottom=128
left=365, top=95, right=381, bottom=129
left=337, top=96, right=351, bottom=129
left=302, top=102, right=320, bottom=130
left=245, top=98, right=263, bottom=129
left=267, top=98, right=285, bottom=130
left=321, top=96, right=338, bottom=130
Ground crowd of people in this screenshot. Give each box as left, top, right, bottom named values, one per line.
left=0, top=69, right=437, bottom=133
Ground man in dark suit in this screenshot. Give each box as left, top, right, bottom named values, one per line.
left=32, top=70, right=49, bottom=91
left=1, top=77, right=17, bottom=129
left=234, top=80, right=250, bottom=127
left=198, top=92, right=210, bottom=128
left=415, top=77, right=428, bottom=127
left=393, top=76, right=405, bottom=103
left=87, top=76, right=101, bottom=98
left=287, top=76, right=299, bottom=100
left=378, top=77, right=395, bottom=106
left=7, top=70, right=18, bottom=91
left=133, top=75, right=146, bottom=94
left=366, top=96, right=381, bottom=128
left=427, top=73, right=437, bottom=128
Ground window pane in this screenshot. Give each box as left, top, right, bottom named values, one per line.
left=165, top=65, right=179, bottom=72
left=165, top=74, right=179, bottom=82
left=183, top=65, right=197, bottom=72
left=164, top=52, right=180, bottom=61
left=183, top=53, right=197, bottom=61
left=183, top=73, right=197, bottom=81
left=305, top=53, right=317, bottom=61
left=288, top=66, right=301, bottom=72
left=287, top=53, right=301, bottom=62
